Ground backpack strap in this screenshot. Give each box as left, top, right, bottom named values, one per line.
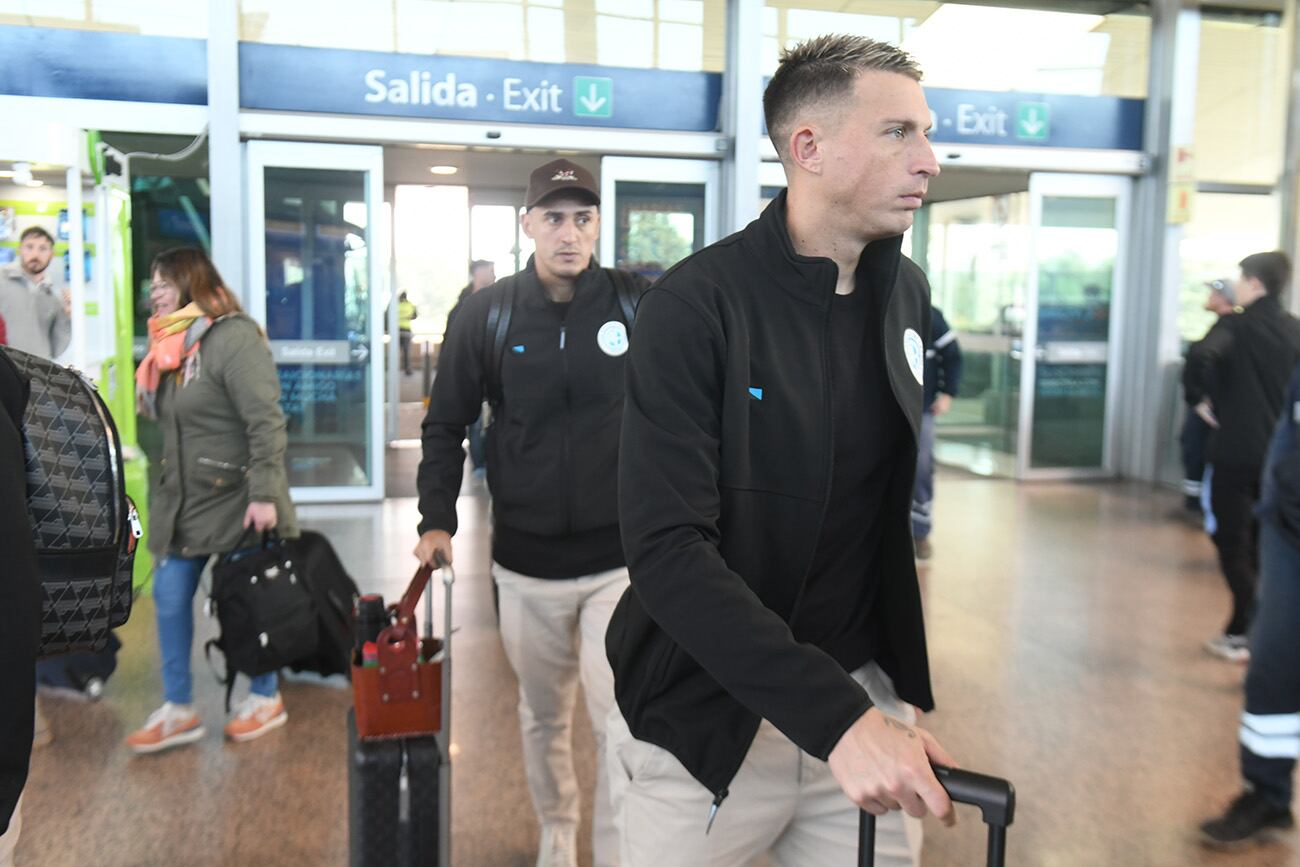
left=482, top=279, right=516, bottom=409
left=606, top=268, right=642, bottom=328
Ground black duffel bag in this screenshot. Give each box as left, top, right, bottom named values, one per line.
left=205, top=529, right=318, bottom=708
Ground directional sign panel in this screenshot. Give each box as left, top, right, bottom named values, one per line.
left=1016, top=101, right=1050, bottom=142
left=573, top=75, right=613, bottom=118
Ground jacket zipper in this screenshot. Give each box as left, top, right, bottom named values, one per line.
left=197, top=456, right=248, bottom=472
left=706, top=788, right=730, bottom=833
left=560, top=320, right=573, bottom=535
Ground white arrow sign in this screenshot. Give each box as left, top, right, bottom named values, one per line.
left=579, top=84, right=607, bottom=114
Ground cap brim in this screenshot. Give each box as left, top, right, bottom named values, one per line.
left=528, top=187, right=600, bottom=209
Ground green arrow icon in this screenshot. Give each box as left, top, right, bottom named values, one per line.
left=1016, top=102, right=1049, bottom=141
left=573, top=76, right=613, bottom=118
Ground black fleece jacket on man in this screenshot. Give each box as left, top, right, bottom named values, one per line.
left=1185, top=295, right=1300, bottom=471
left=417, top=257, right=648, bottom=577
left=608, top=191, right=934, bottom=801
left=0, top=349, right=39, bottom=834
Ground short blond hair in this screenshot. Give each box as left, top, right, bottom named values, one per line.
left=763, top=34, right=922, bottom=162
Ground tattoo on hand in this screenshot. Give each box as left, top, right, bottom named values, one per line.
left=885, top=717, right=917, bottom=738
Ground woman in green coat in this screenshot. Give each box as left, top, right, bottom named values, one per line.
left=126, top=247, right=299, bottom=754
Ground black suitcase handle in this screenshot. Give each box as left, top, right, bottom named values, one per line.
left=858, top=765, right=1015, bottom=867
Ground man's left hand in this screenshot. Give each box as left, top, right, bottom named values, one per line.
left=61, top=290, right=72, bottom=316
left=932, top=393, right=953, bottom=416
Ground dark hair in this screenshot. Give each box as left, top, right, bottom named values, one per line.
left=1239, top=251, right=1292, bottom=297
left=763, top=34, right=922, bottom=162
left=470, top=259, right=494, bottom=273
left=151, top=247, right=243, bottom=318
left=19, top=226, right=54, bottom=246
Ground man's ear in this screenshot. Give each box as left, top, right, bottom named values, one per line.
left=788, top=123, right=825, bottom=176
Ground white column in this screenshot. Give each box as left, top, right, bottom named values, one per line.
left=721, top=0, right=763, bottom=234
left=1280, top=0, right=1300, bottom=298
left=207, top=0, right=244, bottom=299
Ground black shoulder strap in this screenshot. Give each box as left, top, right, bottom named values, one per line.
left=606, top=268, right=641, bottom=328
left=483, top=279, right=515, bottom=408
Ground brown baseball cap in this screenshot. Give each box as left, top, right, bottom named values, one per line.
left=524, top=159, right=600, bottom=209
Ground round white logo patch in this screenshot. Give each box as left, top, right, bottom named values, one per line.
left=597, top=321, right=629, bottom=357
left=903, top=328, right=924, bottom=385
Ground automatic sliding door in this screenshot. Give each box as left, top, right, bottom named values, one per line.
left=246, top=142, right=386, bottom=502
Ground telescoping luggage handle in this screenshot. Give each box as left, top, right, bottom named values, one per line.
left=858, top=765, right=1015, bottom=867
left=393, top=554, right=455, bottom=748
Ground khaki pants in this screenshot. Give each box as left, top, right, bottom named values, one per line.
left=607, top=662, right=922, bottom=867
left=0, top=795, right=21, bottom=867
left=494, top=563, right=628, bottom=867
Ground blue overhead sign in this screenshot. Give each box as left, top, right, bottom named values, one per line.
left=0, top=26, right=206, bottom=104
left=925, top=89, right=1143, bottom=150
left=240, top=43, right=723, bottom=132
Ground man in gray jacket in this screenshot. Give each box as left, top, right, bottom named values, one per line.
left=1, top=227, right=70, bottom=359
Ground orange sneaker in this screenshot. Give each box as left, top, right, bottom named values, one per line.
left=224, top=693, right=287, bottom=742
left=126, top=703, right=205, bottom=754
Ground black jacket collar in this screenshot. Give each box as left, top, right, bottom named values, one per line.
left=743, top=189, right=904, bottom=310
left=516, top=254, right=603, bottom=309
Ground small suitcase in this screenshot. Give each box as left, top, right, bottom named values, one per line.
left=347, top=557, right=454, bottom=867
left=859, top=765, right=1015, bottom=867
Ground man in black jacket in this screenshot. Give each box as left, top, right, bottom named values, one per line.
left=1185, top=251, right=1300, bottom=661
left=607, top=35, right=954, bottom=866
left=0, top=348, right=40, bottom=865
left=415, top=159, right=647, bottom=867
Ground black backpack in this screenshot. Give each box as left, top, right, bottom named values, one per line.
left=6, top=348, right=140, bottom=656
left=483, top=267, right=642, bottom=408
left=284, top=530, right=359, bottom=679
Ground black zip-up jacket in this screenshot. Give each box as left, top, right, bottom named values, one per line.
left=1184, top=295, right=1300, bottom=471
left=417, top=257, right=648, bottom=577
left=608, top=191, right=934, bottom=802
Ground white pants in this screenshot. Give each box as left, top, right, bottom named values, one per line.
left=608, top=661, right=922, bottom=867
left=0, top=795, right=21, bottom=867
left=494, top=563, right=629, bottom=867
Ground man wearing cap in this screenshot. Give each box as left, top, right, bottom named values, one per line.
left=414, top=159, right=649, bottom=867
left=1185, top=251, right=1300, bottom=662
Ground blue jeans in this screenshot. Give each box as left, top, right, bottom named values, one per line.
left=153, top=552, right=277, bottom=705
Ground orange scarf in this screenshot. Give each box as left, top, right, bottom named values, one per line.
left=135, top=303, right=206, bottom=418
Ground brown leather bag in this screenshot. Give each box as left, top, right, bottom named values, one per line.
left=352, top=560, right=454, bottom=740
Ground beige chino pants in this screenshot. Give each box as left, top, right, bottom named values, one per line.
left=494, top=563, right=628, bottom=867
left=607, top=661, right=922, bottom=867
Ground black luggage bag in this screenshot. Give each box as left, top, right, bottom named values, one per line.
left=859, top=765, right=1015, bottom=867
left=36, top=630, right=121, bottom=699
left=347, top=557, right=454, bottom=867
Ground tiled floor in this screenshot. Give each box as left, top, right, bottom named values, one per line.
left=16, top=469, right=1300, bottom=866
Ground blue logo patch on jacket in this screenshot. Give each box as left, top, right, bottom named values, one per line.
left=511, top=345, right=526, bottom=354
left=748, top=387, right=763, bottom=400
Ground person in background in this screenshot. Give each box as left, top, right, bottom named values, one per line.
left=0, top=347, right=40, bottom=867
left=398, top=291, right=419, bottom=375
left=1185, top=251, right=1300, bottom=663
left=911, top=305, right=962, bottom=561
left=0, top=227, right=70, bottom=359
left=1200, top=359, right=1300, bottom=848
left=445, top=260, right=496, bottom=475
left=125, top=247, right=299, bottom=753
left=1180, top=280, right=1237, bottom=519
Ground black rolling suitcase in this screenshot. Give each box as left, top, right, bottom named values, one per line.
left=859, top=766, right=1015, bottom=866
left=348, top=558, right=454, bottom=867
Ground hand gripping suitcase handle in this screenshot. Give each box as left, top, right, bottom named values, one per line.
left=858, top=765, right=1015, bottom=867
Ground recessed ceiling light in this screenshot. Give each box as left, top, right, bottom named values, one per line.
left=429, top=165, right=459, bottom=175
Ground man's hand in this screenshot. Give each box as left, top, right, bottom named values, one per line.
left=61, top=289, right=72, bottom=316
left=932, top=393, right=953, bottom=416
left=414, top=530, right=453, bottom=567
left=827, top=707, right=957, bottom=825
left=243, top=501, right=277, bottom=532
left=1194, top=399, right=1220, bottom=429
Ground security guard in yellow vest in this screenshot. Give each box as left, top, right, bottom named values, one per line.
left=397, top=292, right=418, bottom=374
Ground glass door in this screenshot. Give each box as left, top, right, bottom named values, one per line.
left=1021, top=173, right=1129, bottom=478
left=245, top=141, right=387, bottom=502
left=598, top=156, right=719, bottom=281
